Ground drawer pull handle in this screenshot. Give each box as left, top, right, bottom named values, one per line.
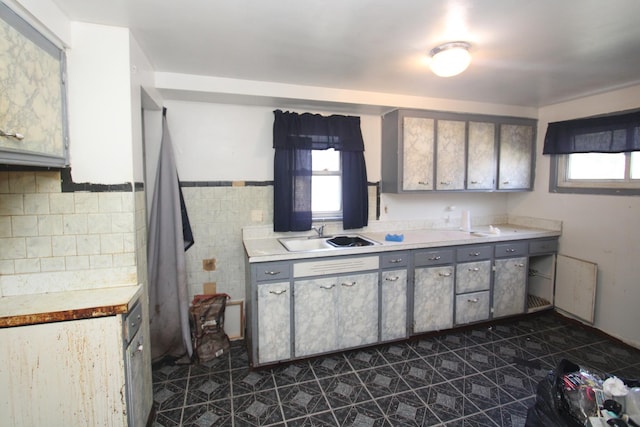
left=515, top=263, right=525, bottom=268
left=269, top=289, right=287, bottom=295
left=439, top=272, right=452, bottom=277
left=468, top=267, right=480, bottom=272
left=506, top=248, right=516, bottom=253
left=341, top=281, right=356, bottom=287
left=389, top=258, right=403, bottom=263
left=470, top=252, right=480, bottom=257
left=503, top=180, right=510, bottom=184
left=320, top=284, right=336, bottom=290
left=467, top=298, right=479, bottom=303
left=418, top=181, right=430, bottom=185
left=264, top=271, right=281, bottom=276
left=429, top=256, right=441, bottom=261
left=0, top=129, right=25, bottom=140
left=440, top=181, right=451, bottom=185
left=470, top=180, right=479, bottom=184
left=385, top=276, right=400, bottom=282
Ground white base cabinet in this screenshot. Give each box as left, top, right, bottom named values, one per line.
left=0, top=312, right=151, bottom=427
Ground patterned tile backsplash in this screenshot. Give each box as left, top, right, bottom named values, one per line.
left=0, top=171, right=139, bottom=296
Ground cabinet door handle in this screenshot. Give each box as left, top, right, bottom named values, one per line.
left=503, top=180, right=510, bottom=184
left=429, top=255, right=441, bottom=261
left=0, top=129, right=25, bottom=140
left=469, top=252, right=480, bottom=257
left=320, top=284, right=336, bottom=290
left=341, top=281, right=356, bottom=287
left=385, top=276, right=400, bottom=282
left=389, top=258, right=403, bottom=263
left=468, top=267, right=480, bottom=272
left=264, top=270, right=281, bottom=276
left=467, top=298, right=479, bottom=303
left=439, top=272, right=452, bottom=277
left=269, top=289, right=287, bottom=295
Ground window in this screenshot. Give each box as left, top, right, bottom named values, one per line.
left=553, top=152, right=640, bottom=193
left=545, top=110, right=640, bottom=195
left=311, top=148, right=342, bottom=219
left=272, top=110, right=368, bottom=232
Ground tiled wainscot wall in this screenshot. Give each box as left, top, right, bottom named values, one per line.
left=0, top=171, right=140, bottom=297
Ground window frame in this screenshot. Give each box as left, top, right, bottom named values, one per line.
left=549, top=152, right=640, bottom=195
left=311, top=148, right=343, bottom=221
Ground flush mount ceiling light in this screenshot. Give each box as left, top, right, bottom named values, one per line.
left=429, top=41, right=472, bottom=77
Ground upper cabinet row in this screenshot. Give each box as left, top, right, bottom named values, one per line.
left=0, top=3, right=68, bottom=167
left=381, top=109, right=536, bottom=192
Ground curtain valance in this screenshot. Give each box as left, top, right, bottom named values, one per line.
left=273, top=109, right=365, bottom=152
left=543, top=110, right=640, bottom=155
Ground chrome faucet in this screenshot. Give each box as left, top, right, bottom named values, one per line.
left=311, top=224, right=325, bottom=238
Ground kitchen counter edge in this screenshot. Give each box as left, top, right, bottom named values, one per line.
left=0, top=284, right=143, bottom=328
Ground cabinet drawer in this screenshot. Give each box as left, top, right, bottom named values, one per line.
left=529, top=238, right=558, bottom=254
left=415, top=249, right=454, bottom=266
left=455, top=260, right=491, bottom=293
left=255, top=262, right=290, bottom=282
left=456, top=245, right=492, bottom=262
left=494, top=242, right=528, bottom=258
left=381, top=252, right=409, bottom=268
left=455, top=291, right=490, bottom=325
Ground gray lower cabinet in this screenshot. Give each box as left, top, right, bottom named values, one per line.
left=246, top=237, right=558, bottom=366
left=294, top=272, right=378, bottom=357
left=493, top=256, right=528, bottom=318
left=381, top=268, right=407, bottom=341
left=380, top=252, right=409, bottom=341
left=455, top=260, right=491, bottom=325
left=257, top=281, right=291, bottom=364
left=456, top=291, right=491, bottom=324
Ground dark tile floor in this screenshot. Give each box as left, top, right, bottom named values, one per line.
left=151, top=311, right=640, bottom=426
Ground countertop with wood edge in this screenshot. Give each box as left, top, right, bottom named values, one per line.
left=0, top=284, right=142, bottom=328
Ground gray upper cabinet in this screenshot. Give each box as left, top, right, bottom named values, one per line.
left=467, top=121, right=496, bottom=190
left=401, top=116, right=434, bottom=190
left=0, top=3, right=68, bottom=167
left=498, top=124, right=535, bottom=190
left=436, top=120, right=466, bottom=190
left=381, top=109, right=536, bottom=193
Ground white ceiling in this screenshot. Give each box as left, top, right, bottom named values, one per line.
left=50, top=0, right=640, bottom=109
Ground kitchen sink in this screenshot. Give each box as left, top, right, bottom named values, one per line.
left=278, top=234, right=379, bottom=252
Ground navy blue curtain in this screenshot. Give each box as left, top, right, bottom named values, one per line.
left=543, top=110, right=640, bottom=155
left=273, top=110, right=368, bottom=232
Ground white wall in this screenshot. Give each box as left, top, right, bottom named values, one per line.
left=65, top=23, right=134, bottom=184
left=163, top=101, right=382, bottom=182
left=509, top=84, right=640, bottom=348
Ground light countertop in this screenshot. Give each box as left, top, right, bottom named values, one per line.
left=0, top=284, right=142, bottom=328
left=244, top=224, right=561, bottom=263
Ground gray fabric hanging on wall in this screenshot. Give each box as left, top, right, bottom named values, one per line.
left=148, top=108, right=193, bottom=362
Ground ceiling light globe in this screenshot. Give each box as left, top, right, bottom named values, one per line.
left=429, top=42, right=472, bottom=77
